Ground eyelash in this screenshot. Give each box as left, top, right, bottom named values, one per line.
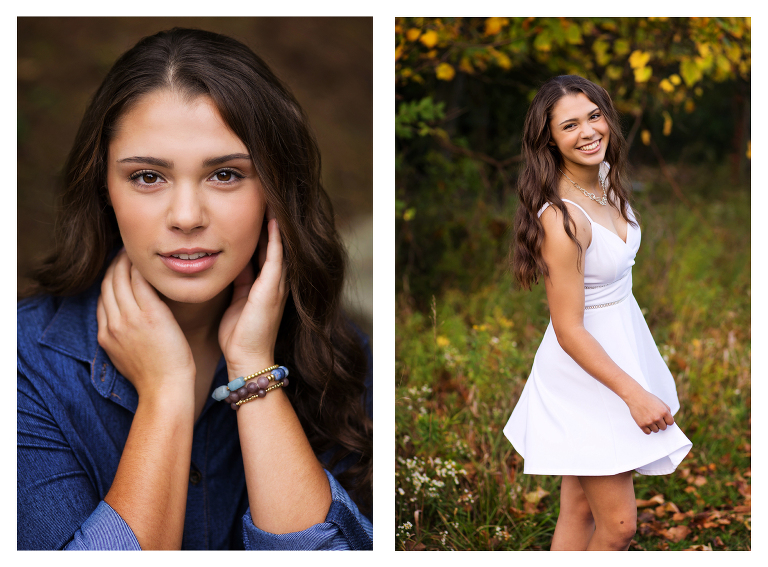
left=127, top=168, right=246, bottom=187
left=564, top=113, right=602, bottom=130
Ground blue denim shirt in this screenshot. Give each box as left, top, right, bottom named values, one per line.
left=17, top=280, right=373, bottom=550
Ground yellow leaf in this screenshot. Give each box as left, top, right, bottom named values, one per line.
left=436, top=335, right=449, bottom=347
left=403, top=208, right=416, bottom=221
left=659, top=78, right=674, bottom=93
left=593, top=39, right=611, bottom=67
left=606, top=65, right=623, bottom=80
left=395, top=44, right=404, bottom=61
left=629, top=50, right=651, bottom=69
left=435, top=62, right=455, bottom=81
left=662, top=111, right=672, bottom=136
left=524, top=487, right=550, bottom=504
left=484, top=17, right=508, bottom=36
left=641, top=130, right=651, bottom=146
left=406, top=28, right=421, bottom=42
left=634, top=66, right=652, bottom=83
left=493, top=50, right=512, bottom=70
left=419, top=29, right=438, bottom=48
left=680, top=59, right=703, bottom=87
left=459, top=56, right=474, bottom=74
left=670, top=73, right=681, bottom=85
left=684, top=99, right=695, bottom=113
left=613, top=39, right=630, bottom=56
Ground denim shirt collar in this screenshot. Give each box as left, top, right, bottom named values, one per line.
left=38, top=280, right=140, bottom=414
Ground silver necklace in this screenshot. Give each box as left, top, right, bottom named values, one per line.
left=558, top=168, right=608, bottom=206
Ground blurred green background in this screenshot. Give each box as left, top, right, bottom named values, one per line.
left=395, top=17, right=750, bottom=551
left=17, top=17, right=372, bottom=337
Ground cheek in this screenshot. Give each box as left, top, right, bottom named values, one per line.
left=220, top=196, right=265, bottom=250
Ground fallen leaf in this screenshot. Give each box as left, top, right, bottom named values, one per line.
left=684, top=486, right=698, bottom=493
left=684, top=544, right=713, bottom=551
left=404, top=541, right=426, bottom=551
left=523, top=501, right=538, bottom=514
left=672, top=510, right=694, bottom=522
left=524, top=487, right=550, bottom=504
left=664, top=525, right=692, bottom=543
left=694, top=476, right=708, bottom=487
left=638, top=510, right=655, bottom=523
left=636, top=494, right=665, bottom=507
left=714, top=536, right=724, bottom=548
left=732, top=504, right=751, bottom=514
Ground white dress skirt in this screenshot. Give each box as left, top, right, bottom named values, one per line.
left=503, top=198, right=692, bottom=476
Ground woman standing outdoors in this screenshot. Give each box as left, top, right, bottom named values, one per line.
left=504, top=75, right=691, bottom=550
left=17, top=28, right=372, bottom=550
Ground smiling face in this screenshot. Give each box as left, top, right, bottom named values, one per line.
left=107, top=89, right=265, bottom=305
left=548, top=92, right=610, bottom=171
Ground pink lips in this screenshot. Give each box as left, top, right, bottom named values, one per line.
left=577, top=139, right=601, bottom=154
left=159, top=250, right=220, bottom=274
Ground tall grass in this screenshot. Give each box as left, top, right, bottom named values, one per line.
left=395, top=171, right=750, bottom=550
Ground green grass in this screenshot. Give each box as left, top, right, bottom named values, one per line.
left=395, top=176, right=750, bottom=551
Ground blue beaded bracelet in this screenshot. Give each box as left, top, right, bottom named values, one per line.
left=211, top=365, right=289, bottom=402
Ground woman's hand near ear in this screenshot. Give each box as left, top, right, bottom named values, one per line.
left=218, top=211, right=288, bottom=376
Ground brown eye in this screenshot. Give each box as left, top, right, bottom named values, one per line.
left=216, top=171, right=232, bottom=182
left=141, top=172, right=159, bottom=184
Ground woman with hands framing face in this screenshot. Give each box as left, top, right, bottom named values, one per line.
left=18, top=28, right=372, bottom=550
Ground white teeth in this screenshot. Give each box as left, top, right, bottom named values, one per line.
left=171, top=252, right=209, bottom=260
left=579, top=140, right=599, bottom=151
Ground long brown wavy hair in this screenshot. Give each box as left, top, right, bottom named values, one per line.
left=512, top=75, right=636, bottom=290
left=24, top=28, right=372, bottom=515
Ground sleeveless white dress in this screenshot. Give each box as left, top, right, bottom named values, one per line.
left=503, top=198, right=692, bottom=476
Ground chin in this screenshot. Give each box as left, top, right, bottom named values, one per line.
left=153, top=277, right=232, bottom=305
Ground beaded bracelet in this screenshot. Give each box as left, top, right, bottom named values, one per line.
left=211, top=365, right=290, bottom=403
left=231, top=379, right=289, bottom=410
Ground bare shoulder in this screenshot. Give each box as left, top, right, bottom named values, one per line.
left=539, top=202, right=592, bottom=252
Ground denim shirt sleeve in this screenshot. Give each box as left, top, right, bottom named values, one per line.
left=17, top=367, right=141, bottom=550
left=65, top=501, right=141, bottom=550
left=241, top=469, right=373, bottom=550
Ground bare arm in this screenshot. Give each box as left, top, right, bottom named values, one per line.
left=97, top=252, right=198, bottom=549
left=540, top=204, right=674, bottom=434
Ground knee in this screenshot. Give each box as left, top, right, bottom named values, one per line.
left=609, top=518, right=637, bottom=549
left=617, top=518, right=637, bottom=542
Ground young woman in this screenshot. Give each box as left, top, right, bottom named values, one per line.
left=17, top=28, right=372, bottom=550
left=503, top=75, right=691, bottom=551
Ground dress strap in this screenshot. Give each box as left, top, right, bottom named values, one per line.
left=560, top=198, right=593, bottom=224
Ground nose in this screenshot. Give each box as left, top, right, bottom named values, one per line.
left=580, top=122, right=596, bottom=138
left=167, top=183, right=206, bottom=233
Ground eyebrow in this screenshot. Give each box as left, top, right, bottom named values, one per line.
left=116, top=153, right=252, bottom=168
left=558, top=107, right=600, bottom=126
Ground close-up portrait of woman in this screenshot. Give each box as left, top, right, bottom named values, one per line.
left=17, top=18, right=373, bottom=550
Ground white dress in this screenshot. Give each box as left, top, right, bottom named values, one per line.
left=503, top=198, right=692, bottom=476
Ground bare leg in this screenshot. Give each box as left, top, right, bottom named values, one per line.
left=551, top=475, right=595, bottom=550
left=577, top=472, right=637, bottom=550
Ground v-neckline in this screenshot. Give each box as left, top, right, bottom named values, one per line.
left=560, top=198, right=630, bottom=245
left=592, top=220, right=629, bottom=245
